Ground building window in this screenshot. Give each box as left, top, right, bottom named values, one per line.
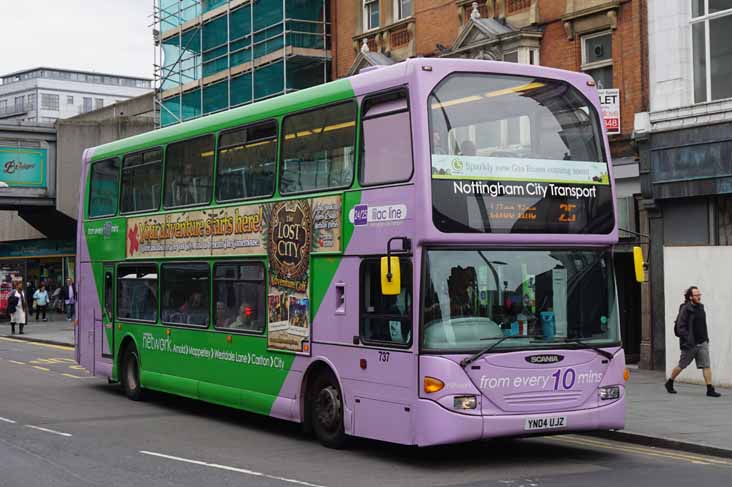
left=27, top=93, right=37, bottom=109
left=213, top=262, right=266, bottom=333
left=216, top=120, right=277, bottom=202
left=41, top=94, right=60, bottom=111
left=83, top=97, right=92, bottom=112
left=503, top=51, right=519, bottom=63
left=364, top=0, right=380, bottom=31
left=95, top=98, right=104, bottom=109
left=14, top=96, right=24, bottom=111
left=0, top=100, right=6, bottom=112
left=164, top=135, right=215, bottom=208
left=395, top=0, right=412, bottom=19
left=67, top=96, right=74, bottom=105
left=581, top=31, right=613, bottom=89
left=360, top=258, right=412, bottom=346
left=117, top=264, right=158, bottom=322
left=691, top=1, right=732, bottom=103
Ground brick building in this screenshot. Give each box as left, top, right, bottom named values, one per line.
left=334, top=0, right=648, bottom=361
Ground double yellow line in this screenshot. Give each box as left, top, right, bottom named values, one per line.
left=0, top=336, right=73, bottom=351
left=549, top=435, right=732, bottom=467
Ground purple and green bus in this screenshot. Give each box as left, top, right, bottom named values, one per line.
left=76, top=58, right=628, bottom=448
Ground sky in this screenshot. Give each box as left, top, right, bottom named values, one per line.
left=1, top=0, right=153, bottom=79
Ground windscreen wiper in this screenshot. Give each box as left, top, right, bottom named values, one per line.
left=563, top=338, right=615, bottom=360
left=460, top=335, right=542, bottom=368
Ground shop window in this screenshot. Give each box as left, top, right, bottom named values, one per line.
left=217, top=120, right=276, bottom=202
left=88, top=158, right=120, bottom=218
left=581, top=31, right=613, bottom=89
left=280, top=101, right=356, bottom=194
left=691, top=1, right=732, bottom=102
left=213, top=262, right=265, bottom=333
left=360, top=258, right=412, bottom=346
left=161, top=262, right=210, bottom=327
left=360, top=90, right=413, bottom=186
left=164, top=135, right=214, bottom=208
left=117, top=264, right=157, bottom=322
left=121, top=148, right=162, bottom=213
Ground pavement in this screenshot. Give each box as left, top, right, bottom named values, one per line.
left=3, top=320, right=730, bottom=459
left=2, top=313, right=74, bottom=347
left=594, top=366, right=732, bottom=458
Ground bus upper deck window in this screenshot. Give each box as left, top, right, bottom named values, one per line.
left=164, top=135, right=215, bottom=208
left=360, top=90, right=413, bottom=186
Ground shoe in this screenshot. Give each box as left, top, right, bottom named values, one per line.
left=19, top=331, right=24, bottom=335
left=707, top=387, right=721, bottom=398
left=665, top=379, right=677, bottom=394
left=43, top=318, right=48, bottom=322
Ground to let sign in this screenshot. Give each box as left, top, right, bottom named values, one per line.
left=598, top=89, right=620, bottom=135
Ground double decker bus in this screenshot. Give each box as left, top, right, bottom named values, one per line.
left=77, top=58, right=628, bottom=447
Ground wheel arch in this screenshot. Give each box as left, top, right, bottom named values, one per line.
left=299, top=357, right=348, bottom=433
left=116, top=334, right=139, bottom=380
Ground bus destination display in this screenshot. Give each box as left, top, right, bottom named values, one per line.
left=431, top=155, right=614, bottom=234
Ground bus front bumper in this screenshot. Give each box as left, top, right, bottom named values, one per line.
left=415, top=396, right=625, bottom=447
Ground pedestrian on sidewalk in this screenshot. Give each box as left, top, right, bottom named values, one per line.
left=9, top=281, right=28, bottom=335
left=665, top=286, right=721, bottom=397
left=33, top=283, right=49, bottom=321
left=61, top=278, right=76, bottom=321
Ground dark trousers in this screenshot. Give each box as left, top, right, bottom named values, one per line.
left=10, top=321, right=24, bottom=334
left=35, top=305, right=47, bottom=320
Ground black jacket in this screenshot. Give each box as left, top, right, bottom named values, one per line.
left=60, top=284, right=77, bottom=301
left=676, top=301, right=709, bottom=349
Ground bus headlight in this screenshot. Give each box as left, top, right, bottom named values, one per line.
left=599, top=386, right=620, bottom=400
left=453, top=395, right=478, bottom=410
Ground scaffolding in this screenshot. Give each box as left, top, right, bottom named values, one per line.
left=152, top=0, right=331, bottom=127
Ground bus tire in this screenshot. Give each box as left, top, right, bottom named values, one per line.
left=121, top=343, right=144, bottom=401
left=310, top=371, right=347, bottom=449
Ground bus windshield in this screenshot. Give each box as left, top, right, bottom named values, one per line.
left=429, top=73, right=614, bottom=234
left=422, top=249, right=619, bottom=352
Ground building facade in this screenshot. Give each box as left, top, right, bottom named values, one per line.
left=155, top=0, right=331, bottom=126
left=0, top=94, right=156, bottom=300
left=335, top=0, right=648, bottom=362
left=635, top=0, right=732, bottom=370
left=0, top=68, right=151, bottom=125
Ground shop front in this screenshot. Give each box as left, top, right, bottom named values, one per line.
left=0, top=239, right=75, bottom=316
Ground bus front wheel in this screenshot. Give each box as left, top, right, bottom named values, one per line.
left=310, top=372, right=346, bottom=449
left=121, top=343, right=144, bottom=401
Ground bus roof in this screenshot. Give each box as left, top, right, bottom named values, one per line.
left=88, top=58, right=596, bottom=163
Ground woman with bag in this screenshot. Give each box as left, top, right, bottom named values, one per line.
left=9, top=281, right=27, bottom=335
left=33, top=283, right=49, bottom=321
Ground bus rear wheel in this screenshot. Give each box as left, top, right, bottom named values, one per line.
left=121, top=343, right=144, bottom=401
left=310, top=372, right=346, bottom=449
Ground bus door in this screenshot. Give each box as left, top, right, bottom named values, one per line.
left=353, top=256, right=415, bottom=444
left=101, top=265, right=114, bottom=359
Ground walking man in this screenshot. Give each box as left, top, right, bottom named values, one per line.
left=61, top=278, right=77, bottom=321
left=665, top=286, right=721, bottom=397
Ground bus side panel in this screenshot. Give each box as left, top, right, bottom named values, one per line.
left=77, top=259, right=97, bottom=374
left=275, top=184, right=419, bottom=444
left=76, top=147, right=104, bottom=374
